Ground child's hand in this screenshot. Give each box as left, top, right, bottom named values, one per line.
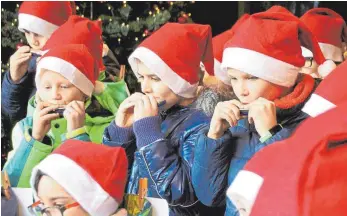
left=207, top=100, right=243, bottom=140
left=116, top=93, right=144, bottom=128
left=134, top=95, right=158, bottom=121
left=102, top=43, right=110, bottom=57
left=64, top=101, right=86, bottom=132
left=9, top=46, right=32, bottom=83
left=32, top=103, right=62, bottom=142
left=243, top=97, right=277, bottom=137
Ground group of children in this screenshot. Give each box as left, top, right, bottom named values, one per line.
left=1, top=2, right=347, bottom=216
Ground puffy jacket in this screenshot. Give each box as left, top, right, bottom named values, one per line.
left=192, top=74, right=318, bottom=215
left=103, top=105, right=225, bottom=216
left=3, top=80, right=129, bottom=188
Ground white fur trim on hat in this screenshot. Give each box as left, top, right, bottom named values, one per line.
left=30, top=154, right=119, bottom=216
left=36, top=57, right=94, bottom=97
left=222, top=47, right=300, bottom=87
left=318, top=59, right=336, bottom=78
left=319, top=42, right=343, bottom=62
left=18, top=13, right=59, bottom=37
left=128, top=47, right=199, bottom=98
left=227, top=170, right=264, bottom=216
left=302, top=93, right=337, bottom=117
left=301, top=46, right=313, bottom=58
left=214, top=59, right=230, bottom=85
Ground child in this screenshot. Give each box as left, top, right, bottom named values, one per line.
left=2, top=2, right=74, bottom=133
left=25, top=15, right=129, bottom=144
left=300, top=8, right=347, bottom=78
left=103, top=23, right=225, bottom=215
left=29, top=139, right=128, bottom=216
left=192, top=6, right=335, bottom=215
left=3, top=44, right=101, bottom=188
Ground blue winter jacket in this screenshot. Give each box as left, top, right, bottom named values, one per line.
left=103, top=105, right=225, bottom=216
left=192, top=99, right=312, bottom=216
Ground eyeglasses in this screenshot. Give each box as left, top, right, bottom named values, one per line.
left=304, top=57, right=314, bottom=68
left=28, top=200, right=80, bottom=216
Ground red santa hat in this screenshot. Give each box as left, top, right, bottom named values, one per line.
left=221, top=7, right=336, bottom=87
left=36, top=44, right=98, bottom=97
left=302, top=61, right=347, bottom=117
left=30, top=140, right=128, bottom=216
left=213, top=14, right=250, bottom=85
left=227, top=101, right=347, bottom=216
left=300, top=8, right=347, bottom=65
left=18, top=1, right=74, bottom=37
left=128, top=23, right=214, bottom=98
left=42, top=15, right=105, bottom=71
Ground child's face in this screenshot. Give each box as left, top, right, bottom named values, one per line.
left=136, top=61, right=181, bottom=111
left=227, top=68, right=288, bottom=104
left=24, top=29, right=49, bottom=50
left=37, top=175, right=89, bottom=216
left=38, top=70, right=86, bottom=105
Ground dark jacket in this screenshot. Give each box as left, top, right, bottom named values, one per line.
left=192, top=75, right=318, bottom=215
left=103, top=105, right=225, bottom=216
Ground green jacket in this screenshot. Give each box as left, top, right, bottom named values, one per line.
left=4, top=79, right=129, bottom=187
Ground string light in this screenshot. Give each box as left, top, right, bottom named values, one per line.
left=135, top=37, right=139, bottom=41
left=16, top=4, right=19, bottom=8
left=14, top=18, right=17, bottom=22
left=142, top=33, right=146, bottom=37
left=149, top=11, right=152, bottom=15
left=109, top=18, right=112, bottom=22
left=1, top=69, right=4, bottom=72
left=191, top=1, right=195, bottom=3
left=118, top=38, right=121, bottom=42
left=108, top=6, right=111, bottom=10
left=7, top=63, right=9, bottom=66
left=122, top=23, right=125, bottom=26
left=123, top=4, right=127, bottom=8
left=11, top=23, right=14, bottom=26
left=123, top=1, right=126, bottom=3
left=170, top=2, right=173, bottom=6
left=126, top=24, right=129, bottom=28
left=1, top=8, right=4, bottom=12
left=153, top=14, right=156, bottom=17
left=188, top=13, right=191, bottom=17
left=162, top=7, right=165, bottom=10
left=76, top=6, right=79, bottom=11
left=137, top=17, right=140, bottom=21
left=81, top=14, right=84, bottom=18
left=98, top=17, right=102, bottom=21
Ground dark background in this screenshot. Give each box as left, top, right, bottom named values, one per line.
left=2, top=1, right=347, bottom=65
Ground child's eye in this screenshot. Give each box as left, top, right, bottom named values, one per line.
left=247, top=76, right=258, bottom=80
left=60, top=85, right=69, bottom=89
left=44, top=86, right=51, bottom=89
left=137, top=76, right=144, bottom=83
left=230, top=77, right=237, bottom=81
left=150, top=76, right=160, bottom=82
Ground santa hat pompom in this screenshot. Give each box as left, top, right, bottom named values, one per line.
left=318, top=59, right=337, bottom=78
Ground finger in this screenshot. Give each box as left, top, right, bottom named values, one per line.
left=148, top=94, right=159, bottom=111
left=16, top=52, right=32, bottom=59
left=63, top=106, right=76, bottom=119
left=219, top=110, right=235, bottom=127
left=14, top=56, right=31, bottom=65
left=230, top=100, right=244, bottom=108
left=69, top=101, right=84, bottom=114
left=17, top=46, right=31, bottom=53
left=227, top=104, right=241, bottom=120
left=128, top=92, right=145, bottom=103
left=141, top=95, right=151, bottom=109
left=248, top=109, right=255, bottom=124
left=41, top=113, right=60, bottom=122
